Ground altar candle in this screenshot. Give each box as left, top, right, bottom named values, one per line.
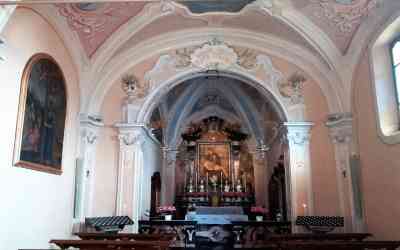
left=206, top=172, right=209, bottom=193
left=220, top=172, right=223, bottom=193
left=302, top=203, right=307, bottom=215
left=244, top=175, right=247, bottom=193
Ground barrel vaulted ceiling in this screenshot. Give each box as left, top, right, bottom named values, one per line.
left=51, top=0, right=379, bottom=59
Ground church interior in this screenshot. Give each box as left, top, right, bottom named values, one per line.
left=1, top=0, right=400, bottom=249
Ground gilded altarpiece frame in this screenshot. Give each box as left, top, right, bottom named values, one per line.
left=197, top=142, right=232, bottom=181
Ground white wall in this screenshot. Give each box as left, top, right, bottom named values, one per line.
left=0, top=7, right=80, bottom=249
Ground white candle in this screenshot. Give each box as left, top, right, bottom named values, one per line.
left=302, top=203, right=307, bottom=215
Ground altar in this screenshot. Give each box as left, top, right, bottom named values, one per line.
left=175, top=117, right=256, bottom=217
left=185, top=206, right=248, bottom=225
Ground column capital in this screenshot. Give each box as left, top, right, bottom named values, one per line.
left=326, top=113, right=353, bottom=144
left=79, top=114, right=104, bottom=145
left=284, top=122, right=313, bottom=145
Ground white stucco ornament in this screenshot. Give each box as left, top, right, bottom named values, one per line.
left=191, top=39, right=238, bottom=70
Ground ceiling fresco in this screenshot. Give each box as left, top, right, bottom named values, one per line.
left=53, top=0, right=379, bottom=57
left=177, top=0, right=256, bottom=14
left=55, top=2, right=147, bottom=57
left=293, top=0, right=378, bottom=53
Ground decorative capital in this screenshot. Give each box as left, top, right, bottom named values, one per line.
left=118, top=132, right=142, bottom=146
left=285, top=122, right=313, bottom=145
left=162, top=147, right=178, bottom=168
left=80, top=114, right=103, bottom=145
left=85, top=131, right=98, bottom=145
left=326, top=113, right=353, bottom=144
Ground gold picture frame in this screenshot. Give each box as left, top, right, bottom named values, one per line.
left=13, top=53, right=67, bottom=175
left=197, top=142, right=231, bottom=180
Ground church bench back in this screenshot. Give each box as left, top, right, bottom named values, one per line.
left=75, top=232, right=175, bottom=241
left=49, top=239, right=170, bottom=250
left=267, top=233, right=372, bottom=242
left=278, top=241, right=400, bottom=250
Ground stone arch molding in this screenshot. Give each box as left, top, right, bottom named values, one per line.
left=135, top=40, right=307, bottom=125
left=87, top=29, right=344, bottom=118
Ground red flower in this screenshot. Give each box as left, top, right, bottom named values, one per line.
left=251, top=206, right=268, bottom=214
left=157, top=206, right=176, bottom=213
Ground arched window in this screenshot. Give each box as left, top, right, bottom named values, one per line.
left=370, top=15, right=400, bottom=144
left=391, top=40, right=400, bottom=112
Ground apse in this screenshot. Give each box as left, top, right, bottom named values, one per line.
left=148, top=75, right=288, bottom=220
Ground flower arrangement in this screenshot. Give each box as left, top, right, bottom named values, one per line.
left=157, top=206, right=176, bottom=214
left=251, top=206, right=268, bottom=215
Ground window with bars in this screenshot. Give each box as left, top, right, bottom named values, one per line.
left=391, top=40, right=400, bottom=111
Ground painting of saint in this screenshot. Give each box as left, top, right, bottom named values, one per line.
left=198, top=143, right=230, bottom=178
left=14, top=54, right=67, bottom=174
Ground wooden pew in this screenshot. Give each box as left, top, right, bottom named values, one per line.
left=278, top=241, right=400, bottom=250
left=49, top=239, right=171, bottom=250
left=267, top=233, right=372, bottom=242
left=75, top=232, right=175, bottom=241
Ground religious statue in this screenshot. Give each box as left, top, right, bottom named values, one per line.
left=224, top=180, right=230, bottom=192
left=236, top=179, right=242, bottom=192
left=199, top=179, right=205, bottom=192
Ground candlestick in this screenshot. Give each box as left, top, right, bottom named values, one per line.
left=302, top=203, right=307, bottom=215
left=220, top=172, right=223, bottom=193
left=206, top=172, right=209, bottom=193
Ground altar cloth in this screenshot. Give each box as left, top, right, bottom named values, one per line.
left=195, top=206, right=244, bottom=215
left=187, top=214, right=248, bottom=225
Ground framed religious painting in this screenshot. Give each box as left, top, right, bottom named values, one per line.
left=13, top=54, right=67, bottom=175
left=197, top=142, right=231, bottom=180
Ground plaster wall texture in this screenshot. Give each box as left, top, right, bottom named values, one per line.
left=353, top=52, right=400, bottom=240
left=0, top=7, right=80, bottom=250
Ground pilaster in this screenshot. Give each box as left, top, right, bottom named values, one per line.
left=284, top=122, right=313, bottom=232
left=161, top=146, right=178, bottom=205
left=78, top=115, right=103, bottom=220
left=326, top=112, right=363, bottom=232
left=115, top=123, right=145, bottom=233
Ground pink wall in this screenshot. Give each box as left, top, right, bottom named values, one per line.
left=353, top=52, right=400, bottom=240
left=0, top=7, right=80, bottom=249
left=272, top=57, right=341, bottom=217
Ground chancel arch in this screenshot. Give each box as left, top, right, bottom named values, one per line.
left=107, top=44, right=316, bottom=231
left=80, top=37, right=341, bottom=236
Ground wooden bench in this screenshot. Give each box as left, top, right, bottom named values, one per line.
left=49, top=239, right=171, bottom=250
left=75, top=232, right=175, bottom=241
left=266, top=233, right=372, bottom=242
left=273, top=241, right=400, bottom=250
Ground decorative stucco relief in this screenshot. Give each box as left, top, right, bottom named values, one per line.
left=144, top=40, right=306, bottom=113
left=55, top=2, right=148, bottom=57
left=121, top=74, right=149, bottom=99
left=296, top=0, right=379, bottom=53
left=310, top=0, right=378, bottom=33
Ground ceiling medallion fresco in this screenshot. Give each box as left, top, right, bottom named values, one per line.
left=306, top=0, right=379, bottom=53
left=310, top=0, right=378, bottom=33
left=55, top=2, right=147, bottom=57
left=177, top=0, right=256, bottom=14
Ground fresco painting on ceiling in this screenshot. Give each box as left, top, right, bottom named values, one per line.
left=198, top=143, right=230, bottom=179
left=13, top=54, right=67, bottom=175
left=179, top=0, right=255, bottom=14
